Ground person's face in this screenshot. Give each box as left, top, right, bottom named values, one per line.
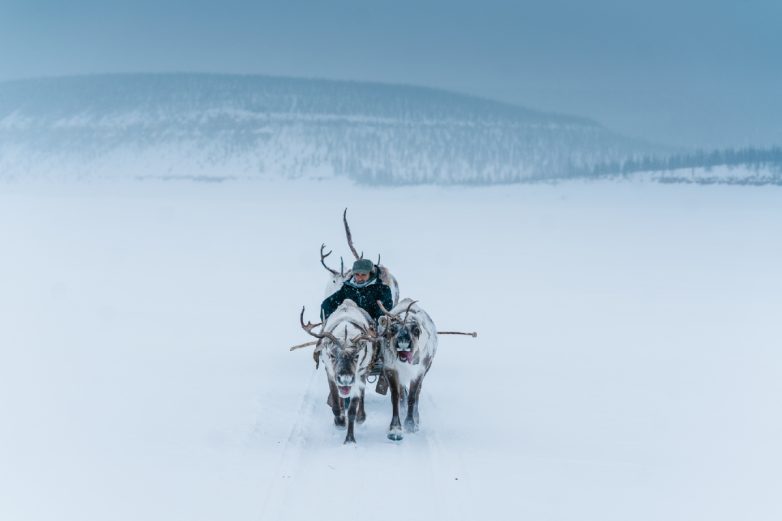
left=353, top=271, right=370, bottom=284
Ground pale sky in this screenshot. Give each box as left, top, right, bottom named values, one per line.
left=2, top=0, right=780, bottom=148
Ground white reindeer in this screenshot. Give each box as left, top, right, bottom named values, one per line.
left=300, top=300, right=378, bottom=444
left=319, top=209, right=399, bottom=304
left=377, top=298, right=438, bottom=440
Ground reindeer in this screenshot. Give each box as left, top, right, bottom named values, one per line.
left=319, top=209, right=399, bottom=305
left=300, top=300, right=378, bottom=444
left=377, top=298, right=438, bottom=440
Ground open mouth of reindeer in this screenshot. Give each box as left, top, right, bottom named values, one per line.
left=396, top=341, right=414, bottom=363
left=338, top=385, right=352, bottom=396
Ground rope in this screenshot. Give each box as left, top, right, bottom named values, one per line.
left=289, top=340, right=319, bottom=351
left=438, top=331, right=478, bottom=337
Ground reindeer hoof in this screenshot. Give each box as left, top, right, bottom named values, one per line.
left=404, top=418, right=418, bottom=433
left=356, top=411, right=366, bottom=424
left=344, top=435, right=356, bottom=444
left=387, top=429, right=403, bottom=441
left=334, top=416, right=346, bottom=428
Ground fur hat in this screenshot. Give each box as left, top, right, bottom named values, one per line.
left=352, top=259, right=373, bottom=274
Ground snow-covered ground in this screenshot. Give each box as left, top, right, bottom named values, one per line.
left=1, top=178, right=781, bottom=521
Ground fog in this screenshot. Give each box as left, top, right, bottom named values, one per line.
left=2, top=0, right=781, bottom=148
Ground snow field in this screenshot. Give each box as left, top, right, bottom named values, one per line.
left=1, top=178, right=781, bottom=521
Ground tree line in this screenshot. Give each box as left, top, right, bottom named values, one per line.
left=580, top=146, right=782, bottom=181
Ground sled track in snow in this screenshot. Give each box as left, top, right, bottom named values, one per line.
left=259, top=368, right=320, bottom=519
left=259, top=371, right=467, bottom=520
left=421, top=392, right=469, bottom=521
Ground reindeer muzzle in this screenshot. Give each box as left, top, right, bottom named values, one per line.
left=337, top=374, right=354, bottom=396
left=397, top=344, right=417, bottom=364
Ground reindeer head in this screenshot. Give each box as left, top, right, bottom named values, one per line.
left=323, top=334, right=374, bottom=397
left=300, top=307, right=376, bottom=397
left=319, top=209, right=374, bottom=295
left=377, top=300, right=422, bottom=364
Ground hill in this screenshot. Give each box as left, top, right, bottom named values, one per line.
left=0, top=73, right=661, bottom=183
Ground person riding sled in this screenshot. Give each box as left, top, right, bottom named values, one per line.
left=320, top=258, right=394, bottom=396
left=321, top=259, right=394, bottom=321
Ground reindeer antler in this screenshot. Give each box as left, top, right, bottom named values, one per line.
left=377, top=299, right=417, bottom=323
left=320, top=244, right=339, bottom=276
left=402, top=300, right=418, bottom=323
left=300, top=307, right=343, bottom=346
left=376, top=300, right=398, bottom=320
left=343, top=208, right=361, bottom=260
left=351, top=330, right=379, bottom=344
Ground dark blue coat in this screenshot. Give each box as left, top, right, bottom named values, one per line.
left=321, top=277, right=394, bottom=321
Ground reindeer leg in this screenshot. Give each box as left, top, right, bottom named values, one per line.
left=413, top=379, right=422, bottom=425
left=404, top=377, right=422, bottom=433
left=345, top=396, right=359, bottom=444
left=386, top=370, right=403, bottom=441
left=357, top=387, right=366, bottom=424
left=412, top=365, right=432, bottom=427
left=328, top=379, right=345, bottom=427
